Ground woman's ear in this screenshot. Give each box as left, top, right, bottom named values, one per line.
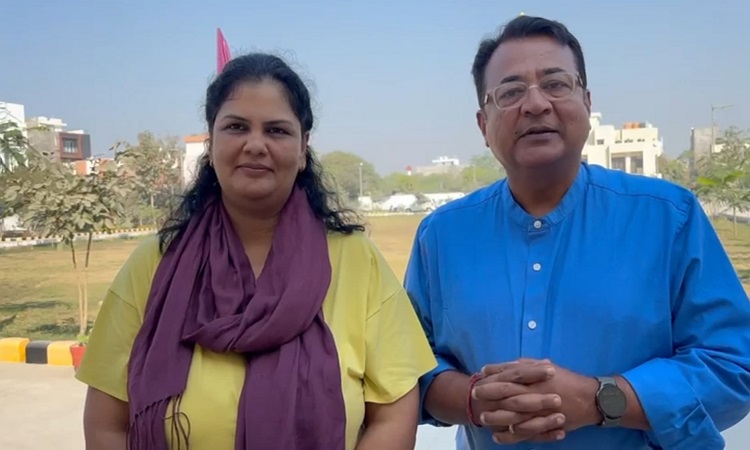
left=298, top=132, right=310, bottom=172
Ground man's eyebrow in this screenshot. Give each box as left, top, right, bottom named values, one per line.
left=497, top=67, right=567, bottom=84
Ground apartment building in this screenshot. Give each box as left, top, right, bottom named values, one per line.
left=26, top=116, right=92, bottom=163
left=582, top=112, right=663, bottom=177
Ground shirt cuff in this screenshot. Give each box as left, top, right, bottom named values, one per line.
left=418, top=355, right=459, bottom=427
left=621, top=357, right=725, bottom=450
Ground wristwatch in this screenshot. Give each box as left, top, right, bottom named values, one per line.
left=595, top=376, right=627, bottom=427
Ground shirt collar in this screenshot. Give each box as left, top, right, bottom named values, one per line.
left=501, top=162, right=589, bottom=229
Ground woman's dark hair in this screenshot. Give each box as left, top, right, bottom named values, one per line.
left=159, top=53, right=364, bottom=252
left=471, top=15, right=588, bottom=108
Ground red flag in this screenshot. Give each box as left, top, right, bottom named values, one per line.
left=217, top=28, right=231, bottom=73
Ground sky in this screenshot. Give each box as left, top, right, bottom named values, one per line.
left=1, top=0, right=748, bottom=174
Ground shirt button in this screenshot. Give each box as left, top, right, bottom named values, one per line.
left=528, top=320, right=538, bottom=330
left=533, top=220, right=542, bottom=229
left=532, top=263, right=541, bottom=271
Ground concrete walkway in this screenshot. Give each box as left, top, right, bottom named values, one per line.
left=1, top=362, right=749, bottom=449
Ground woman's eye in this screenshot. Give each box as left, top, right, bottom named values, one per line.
left=224, top=123, right=245, bottom=131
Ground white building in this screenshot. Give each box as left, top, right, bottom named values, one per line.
left=0, top=101, right=26, bottom=132
left=582, top=112, right=663, bottom=177
left=183, top=134, right=208, bottom=188
left=414, top=156, right=462, bottom=175
left=26, top=116, right=67, bottom=132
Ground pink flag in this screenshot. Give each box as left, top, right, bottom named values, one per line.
left=217, top=28, right=231, bottom=73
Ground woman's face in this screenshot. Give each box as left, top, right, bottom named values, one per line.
left=209, top=79, right=308, bottom=211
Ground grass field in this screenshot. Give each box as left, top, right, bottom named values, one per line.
left=0, top=215, right=748, bottom=340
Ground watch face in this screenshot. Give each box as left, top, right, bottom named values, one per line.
left=599, top=384, right=627, bottom=417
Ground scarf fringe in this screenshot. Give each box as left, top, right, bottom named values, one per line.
left=128, top=395, right=190, bottom=450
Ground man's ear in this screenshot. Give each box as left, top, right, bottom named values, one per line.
left=476, top=109, right=489, bottom=148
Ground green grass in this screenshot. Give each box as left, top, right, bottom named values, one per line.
left=0, top=237, right=147, bottom=340
left=0, top=216, right=747, bottom=340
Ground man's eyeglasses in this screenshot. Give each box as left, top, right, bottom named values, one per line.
left=483, top=72, right=583, bottom=110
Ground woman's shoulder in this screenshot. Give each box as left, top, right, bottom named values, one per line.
left=326, top=229, right=403, bottom=298
left=326, top=229, right=382, bottom=266
left=107, top=234, right=163, bottom=310
left=121, top=233, right=163, bottom=275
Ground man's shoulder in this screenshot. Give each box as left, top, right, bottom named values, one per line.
left=416, top=181, right=504, bottom=238
left=586, top=164, right=696, bottom=216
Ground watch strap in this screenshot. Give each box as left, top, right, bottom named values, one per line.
left=596, top=376, right=623, bottom=427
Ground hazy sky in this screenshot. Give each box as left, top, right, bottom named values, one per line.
left=2, top=0, right=748, bottom=174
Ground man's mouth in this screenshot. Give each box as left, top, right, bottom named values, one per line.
left=521, top=127, right=558, bottom=138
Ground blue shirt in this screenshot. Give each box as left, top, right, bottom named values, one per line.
left=405, top=163, right=750, bottom=450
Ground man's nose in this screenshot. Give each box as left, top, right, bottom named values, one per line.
left=520, top=87, right=552, bottom=116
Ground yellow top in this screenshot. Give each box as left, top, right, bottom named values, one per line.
left=76, top=231, right=437, bottom=450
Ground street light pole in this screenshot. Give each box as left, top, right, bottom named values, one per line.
left=710, top=104, right=733, bottom=154
left=358, top=162, right=364, bottom=197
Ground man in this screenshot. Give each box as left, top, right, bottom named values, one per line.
left=405, top=15, right=750, bottom=450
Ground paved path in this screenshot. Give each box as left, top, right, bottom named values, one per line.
left=1, top=362, right=748, bottom=449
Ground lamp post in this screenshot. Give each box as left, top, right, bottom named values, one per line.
left=358, top=162, right=364, bottom=197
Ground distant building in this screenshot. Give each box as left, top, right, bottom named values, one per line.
left=26, top=116, right=91, bottom=163
left=582, top=112, right=663, bottom=177
left=414, top=156, right=462, bottom=175
left=26, top=116, right=66, bottom=132
left=183, top=134, right=208, bottom=188
left=71, top=157, right=116, bottom=176
left=0, top=101, right=26, bottom=131
left=357, top=195, right=374, bottom=211
left=690, top=126, right=725, bottom=158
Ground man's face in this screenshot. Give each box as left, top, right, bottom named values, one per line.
left=476, top=36, right=592, bottom=174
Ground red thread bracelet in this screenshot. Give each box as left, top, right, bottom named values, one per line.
left=466, top=372, right=484, bottom=427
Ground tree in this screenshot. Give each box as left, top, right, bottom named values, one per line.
left=380, top=172, right=418, bottom=194
left=117, top=131, right=182, bottom=226
left=0, top=121, right=27, bottom=173
left=695, top=127, right=750, bottom=235
left=658, top=150, right=692, bottom=188
left=0, top=121, right=52, bottom=226
left=3, top=153, right=129, bottom=342
left=319, top=151, right=380, bottom=201
left=461, top=153, right=506, bottom=190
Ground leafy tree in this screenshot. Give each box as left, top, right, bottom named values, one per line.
left=658, top=150, right=692, bottom=188
left=0, top=121, right=27, bottom=173
left=696, top=127, right=750, bottom=235
left=117, top=131, right=182, bottom=226
left=3, top=154, right=128, bottom=341
left=0, top=121, right=52, bottom=225
left=461, top=153, right=506, bottom=190
left=319, top=151, right=380, bottom=200
left=380, top=172, right=417, bottom=195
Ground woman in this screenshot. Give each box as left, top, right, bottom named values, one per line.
left=76, top=52, right=437, bottom=450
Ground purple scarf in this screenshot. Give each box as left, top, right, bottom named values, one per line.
left=126, top=187, right=346, bottom=450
